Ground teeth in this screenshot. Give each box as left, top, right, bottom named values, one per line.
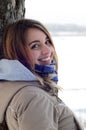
left=41, top=57, right=50, bottom=61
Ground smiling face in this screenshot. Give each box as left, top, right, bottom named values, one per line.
left=26, top=28, right=54, bottom=68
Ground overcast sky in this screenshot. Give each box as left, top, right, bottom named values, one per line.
left=25, top=0, right=86, bottom=26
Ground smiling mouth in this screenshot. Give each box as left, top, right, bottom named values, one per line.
left=40, top=57, right=51, bottom=61
left=38, top=57, right=52, bottom=65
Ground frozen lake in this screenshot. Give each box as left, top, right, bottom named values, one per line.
left=53, top=35, right=86, bottom=89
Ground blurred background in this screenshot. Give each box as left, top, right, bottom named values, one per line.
left=25, top=0, right=86, bottom=129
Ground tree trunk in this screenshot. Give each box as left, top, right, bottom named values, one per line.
left=0, top=0, right=25, bottom=57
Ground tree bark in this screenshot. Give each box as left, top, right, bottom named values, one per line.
left=0, top=0, right=25, bottom=57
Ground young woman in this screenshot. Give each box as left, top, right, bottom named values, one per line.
left=0, top=19, right=83, bottom=130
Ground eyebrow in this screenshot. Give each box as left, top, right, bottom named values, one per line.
left=28, top=36, right=48, bottom=46
left=28, top=40, right=40, bottom=46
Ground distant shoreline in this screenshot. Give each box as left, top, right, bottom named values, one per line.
left=45, top=23, right=86, bottom=36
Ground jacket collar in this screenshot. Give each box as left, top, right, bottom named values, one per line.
left=0, top=59, right=38, bottom=81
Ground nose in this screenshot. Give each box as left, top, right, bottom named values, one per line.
left=41, top=44, right=51, bottom=55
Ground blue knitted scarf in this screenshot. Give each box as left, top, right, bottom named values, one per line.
left=35, top=61, right=58, bottom=83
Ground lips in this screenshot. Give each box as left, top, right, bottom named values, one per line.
left=40, top=57, right=51, bottom=61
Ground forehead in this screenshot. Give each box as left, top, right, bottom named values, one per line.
left=27, top=27, right=46, bottom=35
left=26, top=28, right=47, bottom=41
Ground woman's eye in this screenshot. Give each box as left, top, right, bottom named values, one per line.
left=31, top=44, right=40, bottom=49
left=45, top=39, right=51, bottom=46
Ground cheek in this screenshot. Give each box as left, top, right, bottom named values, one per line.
left=51, top=47, right=55, bottom=56
left=28, top=51, right=39, bottom=66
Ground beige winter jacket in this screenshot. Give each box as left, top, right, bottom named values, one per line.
left=0, top=59, right=83, bottom=130
left=0, top=81, right=83, bottom=130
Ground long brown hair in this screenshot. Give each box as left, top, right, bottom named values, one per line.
left=2, top=19, right=59, bottom=88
